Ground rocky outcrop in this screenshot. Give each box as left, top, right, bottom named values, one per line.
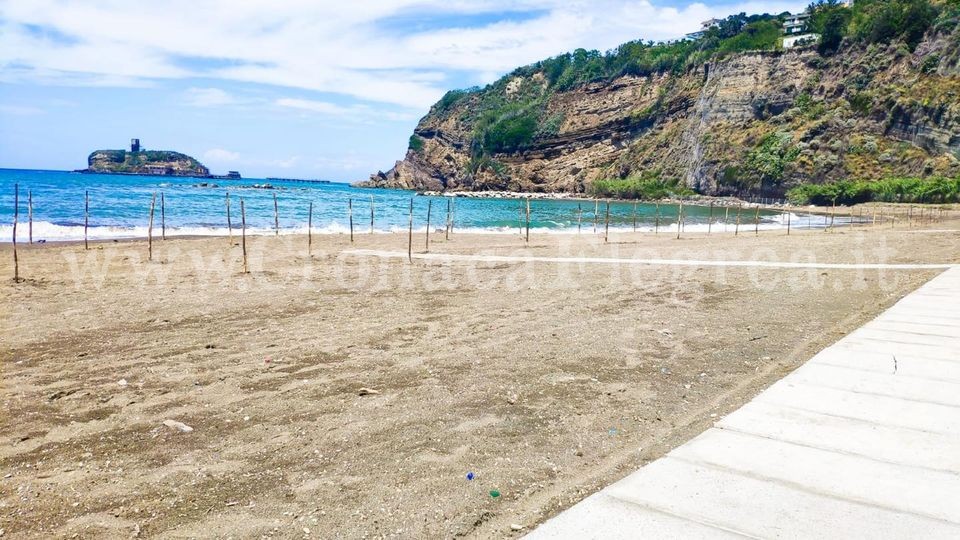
left=361, top=26, right=960, bottom=197
left=86, top=150, right=210, bottom=176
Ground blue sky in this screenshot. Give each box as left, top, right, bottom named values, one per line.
left=0, top=0, right=803, bottom=181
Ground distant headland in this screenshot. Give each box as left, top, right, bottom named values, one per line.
left=79, top=138, right=241, bottom=179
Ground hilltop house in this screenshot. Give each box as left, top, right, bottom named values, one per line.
left=782, top=10, right=819, bottom=49
left=685, top=18, right=722, bottom=41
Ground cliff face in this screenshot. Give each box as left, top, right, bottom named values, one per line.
left=86, top=150, right=210, bottom=176
left=363, top=26, right=960, bottom=197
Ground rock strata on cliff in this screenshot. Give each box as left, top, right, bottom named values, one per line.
left=361, top=4, right=960, bottom=197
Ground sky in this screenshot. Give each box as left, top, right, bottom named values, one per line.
left=0, top=0, right=804, bottom=181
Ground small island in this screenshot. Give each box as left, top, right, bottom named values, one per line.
left=82, top=138, right=211, bottom=177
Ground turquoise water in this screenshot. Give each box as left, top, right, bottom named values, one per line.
left=0, top=168, right=795, bottom=242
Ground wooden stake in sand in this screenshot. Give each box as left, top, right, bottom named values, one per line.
left=676, top=200, right=684, bottom=240
left=708, top=201, right=714, bottom=234
left=735, top=203, right=742, bottom=236
left=225, top=191, right=233, bottom=245
left=577, top=202, right=583, bottom=233
left=450, top=198, right=456, bottom=236
left=349, top=198, right=354, bottom=243
left=445, top=198, right=451, bottom=240
left=425, top=199, right=432, bottom=251
left=754, top=205, right=760, bottom=235
left=725, top=207, right=729, bottom=231
left=407, top=198, right=414, bottom=263
left=148, top=193, right=156, bottom=262
left=160, top=192, right=166, bottom=240
left=604, top=200, right=611, bottom=243
left=829, top=200, right=836, bottom=230
left=273, top=193, right=280, bottom=236
left=525, top=197, right=531, bottom=243
left=370, top=195, right=375, bottom=234
left=632, top=201, right=638, bottom=232
left=655, top=202, right=660, bottom=234
left=593, top=200, right=599, bottom=233
left=27, top=189, right=33, bottom=245
left=84, top=190, right=90, bottom=250
left=307, top=201, right=313, bottom=254
left=240, top=198, right=248, bottom=273
left=786, top=209, right=791, bottom=235
left=12, top=183, right=19, bottom=282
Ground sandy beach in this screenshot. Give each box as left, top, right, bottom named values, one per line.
left=2, top=223, right=958, bottom=538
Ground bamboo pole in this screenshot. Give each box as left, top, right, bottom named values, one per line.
left=84, top=190, right=89, bottom=250
left=655, top=202, right=660, bottom=234
left=604, top=200, right=610, bottom=243
left=226, top=191, right=233, bottom=245
left=593, top=200, right=599, bottom=233
left=12, top=184, right=18, bottom=282
left=28, top=189, right=33, bottom=244
left=407, top=198, right=414, bottom=263
left=786, top=209, right=791, bottom=235
left=735, top=203, right=741, bottom=236
left=632, top=201, right=638, bottom=232
left=349, top=198, right=354, bottom=243
left=450, top=198, right=456, bottom=236
left=425, top=199, right=432, bottom=251
left=708, top=201, right=714, bottom=234
left=754, top=205, right=760, bottom=235
left=273, top=193, right=279, bottom=236
left=525, top=197, right=531, bottom=243
left=160, top=192, right=166, bottom=240
left=445, top=198, right=451, bottom=240
left=370, top=195, right=375, bottom=234
left=676, top=200, right=684, bottom=240
left=308, top=201, right=313, bottom=254
left=148, top=193, right=156, bottom=262
left=240, top=198, right=248, bottom=273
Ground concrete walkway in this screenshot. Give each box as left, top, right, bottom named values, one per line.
left=529, top=266, right=960, bottom=539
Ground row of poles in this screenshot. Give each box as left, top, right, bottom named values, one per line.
left=6, top=183, right=953, bottom=281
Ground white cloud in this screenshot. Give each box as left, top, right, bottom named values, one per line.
left=203, top=148, right=240, bottom=162
left=0, top=104, right=45, bottom=115
left=0, top=1, right=807, bottom=109
left=184, top=87, right=238, bottom=107
left=275, top=98, right=418, bottom=122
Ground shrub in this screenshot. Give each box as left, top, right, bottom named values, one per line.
left=787, top=177, right=960, bottom=205
left=408, top=134, right=425, bottom=153
left=589, top=173, right=694, bottom=199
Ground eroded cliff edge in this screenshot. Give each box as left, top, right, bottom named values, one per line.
left=362, top=12, right=960, bottom=197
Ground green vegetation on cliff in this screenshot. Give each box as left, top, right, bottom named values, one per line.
left=590, top=173, right=694, bottom=200
left=379, top=0, right=960, bottom=199
left=787, top=176, right=960, bottom=204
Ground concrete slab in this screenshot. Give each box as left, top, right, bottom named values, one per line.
left=528, top=266, right=960, bottom=539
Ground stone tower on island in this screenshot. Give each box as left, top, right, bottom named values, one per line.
left=130, top=138, right=140, bottom=153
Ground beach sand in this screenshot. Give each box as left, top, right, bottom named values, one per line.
left=1, top=223, right=958, bottom=538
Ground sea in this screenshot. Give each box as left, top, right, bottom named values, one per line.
left=0, top=168, right=806, bottom=243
